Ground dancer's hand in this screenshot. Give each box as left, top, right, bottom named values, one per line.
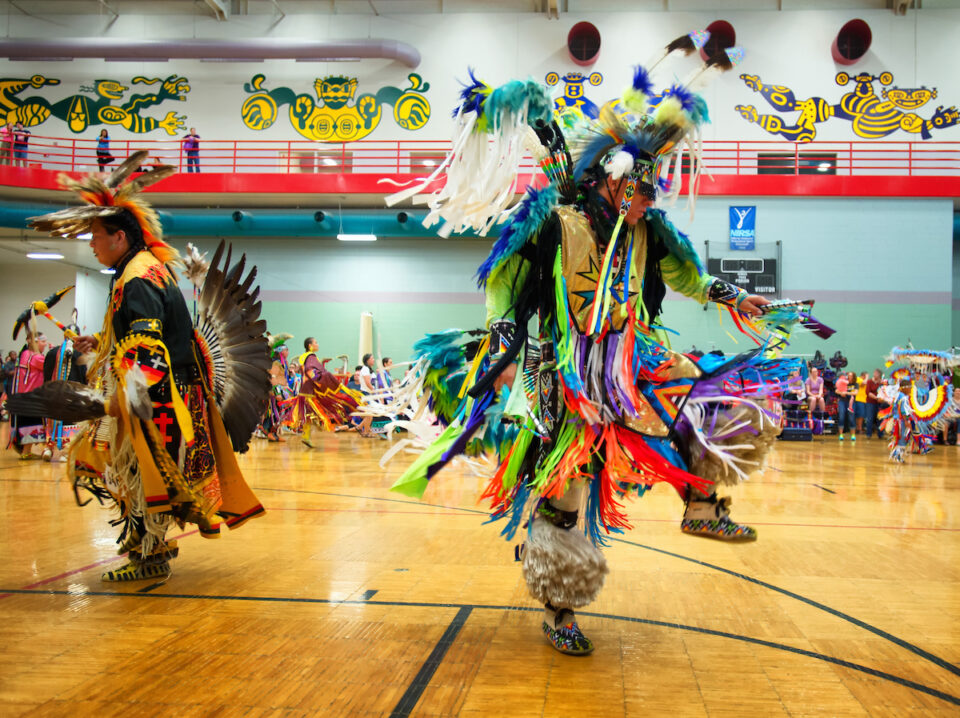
left=738, top=294, right=771, bottom=317
left=74, top=335, right=99, bottom=353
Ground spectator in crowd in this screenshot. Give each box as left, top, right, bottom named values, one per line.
left=805, top=366, right=825, bottom=421
left=1, top=349, right=17, bottom=420
left=10, top=332, right=49, bottom=458
left=864, top=369, right=882, bottom=438
left=835, top=370, right=856, bottom=441
left=0, top=120, right=13, bottom=165
left=12, top=122, right=30, bottom=167
left=376, top=356, right=396, bottom=390
left=784, top=368, right=805, bottom=407
left=950, top=388, right=960, bottom=445
left=182, top=127, right=200, bottom=173
left=854, top=371, right=868, bottom=434
left=96, top=129, right=114, bottom=171
left=346, top=365, right=363, bottom=392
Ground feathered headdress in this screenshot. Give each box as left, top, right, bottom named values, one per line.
left=566, top=37, right=744, bottom=208
left=28, top=151, right=179, bottom=266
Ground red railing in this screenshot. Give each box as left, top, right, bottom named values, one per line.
left=3, top=134, right=960, bottom=177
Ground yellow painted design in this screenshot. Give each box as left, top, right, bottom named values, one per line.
left=241, top=73, right=431, bottom=143
left=736, top=71, right=959, bottom=142
left=0, top=74, right=189, bottom=135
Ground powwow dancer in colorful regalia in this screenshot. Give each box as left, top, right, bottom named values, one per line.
left=383, top=34, right=833, bottom=654
left=9, top=152, right=272, bottom=582
left=882, top=347, right=959, bottom=462
left=259, top=332, right=295, bottom=442
left=291, top=337, right=362, bottom=447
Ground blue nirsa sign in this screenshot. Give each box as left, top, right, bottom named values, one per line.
left=729, top=206, right=756, bottom=250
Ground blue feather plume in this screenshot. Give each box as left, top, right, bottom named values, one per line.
left=476, top=183, right=558, bottom=286
left=665, top=83, right=697, bottom=113
left=632, top=65, right=655, bottom=94
left=453, top=67, right=490, bottom=119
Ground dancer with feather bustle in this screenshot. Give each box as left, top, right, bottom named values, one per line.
left=11, top=153, right=271, bottom=582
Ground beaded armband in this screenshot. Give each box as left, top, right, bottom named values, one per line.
left=489, top=319, right=517, bottom=361
left=707, top=278, right=748, bottom=308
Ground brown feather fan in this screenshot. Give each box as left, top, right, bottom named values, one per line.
left=194, top=240, right=272, bottom=453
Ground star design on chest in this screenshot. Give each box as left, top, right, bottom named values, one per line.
left=571, top=251, right=639, bottom=316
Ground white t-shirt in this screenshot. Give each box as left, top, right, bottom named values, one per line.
left=359, top=365, right=374, bottom=392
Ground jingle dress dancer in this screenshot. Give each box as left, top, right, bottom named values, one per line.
left=383, top=35, right=832, bottom=655
left=12, top=152, right=271, bottom=581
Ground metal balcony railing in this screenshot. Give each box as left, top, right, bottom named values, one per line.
left=2, top=135, right=959, bottom=177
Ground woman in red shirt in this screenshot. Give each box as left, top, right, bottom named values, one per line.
left=835, top=371, right=855, bottom=441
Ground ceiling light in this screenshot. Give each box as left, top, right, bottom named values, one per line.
left=100, top=268, right=116, bottom=275
left=337, top=234, right=377, bottom=242
left=321, top=158, right=337, bottom=166
left=420, top=159, right=437, bottom=167
left=817, top=162, right=831, bottom=172
left=77, top=233, right=92, bottom=240
left=27, top=252, right=64, bottom=259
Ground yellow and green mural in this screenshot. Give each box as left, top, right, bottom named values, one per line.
left=240, top=73, right=430, bottom=142
left=0, top=74, right=190, bottom=134
left=736, top=71, right=960, bottom=142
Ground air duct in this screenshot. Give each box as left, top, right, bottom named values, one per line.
left=2, top=38, right=421, bottom=68
left=0, top=204, right=498, bottom=238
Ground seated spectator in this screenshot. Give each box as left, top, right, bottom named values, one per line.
left=806, top=366, right=825, bottom=420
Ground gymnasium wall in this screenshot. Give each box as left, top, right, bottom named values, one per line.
left=166, top=196, right=949, bottom=371
left=0, top=261, right=79, bottom=356
left=1, top=194, right=948, bottom=369
left=1, top=5, right=958, bottom=369
left=953, top=234, right=960, bottom=347
left=0, top=8, right=958, bottom=148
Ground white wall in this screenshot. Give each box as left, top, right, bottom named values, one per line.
left=0, top=9, right=957, bottom=147
left=0, top=262, right=77, bottom=355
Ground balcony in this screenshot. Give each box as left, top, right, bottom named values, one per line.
left=1, top=135, right=958, bottom=204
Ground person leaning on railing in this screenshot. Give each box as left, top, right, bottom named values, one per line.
left=0, top=120, right=13, bottom=165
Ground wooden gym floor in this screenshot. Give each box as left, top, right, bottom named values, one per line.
left=0, top=426, right=958, bottom=717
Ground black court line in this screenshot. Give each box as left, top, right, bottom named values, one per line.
left=812, top=483, right=836, bottom=494
left=136, top=582, right=165, bottom=594
left=610, top=536, right=960, bottom=679
left=1, top=588, right=957, bottom=708
left=390, top=606, right=472, bottom=718
left=256, top=485, right=960, bottom=679
left=359, top=589, right=379, bottom=601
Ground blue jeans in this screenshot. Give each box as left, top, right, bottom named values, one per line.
left=864, top=403, right=879, bottom=437
left=836, top=400, right=853, bottom=434
left=186, top=150, right=200, bottom=173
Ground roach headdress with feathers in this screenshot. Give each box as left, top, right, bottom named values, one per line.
left=566, top=35, right=744, bottom=207
left=27, top=150, right=179, bottom=266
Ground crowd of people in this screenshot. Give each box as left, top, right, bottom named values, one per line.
left=1, top=328, right=87, bottom=462
left=250, top=336, right=399, bottom=445
left=0, top=122, right=199, bottom=171
left=784, top=359, right=959, bottom=446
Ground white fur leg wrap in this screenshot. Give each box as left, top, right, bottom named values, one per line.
left=522, top=516, right=609, bottom=608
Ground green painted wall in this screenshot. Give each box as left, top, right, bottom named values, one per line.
left=261, top=300, right=485, bottom=364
